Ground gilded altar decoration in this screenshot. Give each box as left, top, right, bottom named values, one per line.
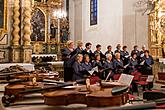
left=31, top=0, right=69, bottom=55
left=12, top=0, right=20, bottom=46
left=23, top=0, right=32, bottom=46
left=148, top=0, right=165, bottom=58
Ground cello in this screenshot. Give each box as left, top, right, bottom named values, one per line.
left=43, top=80, right=129, bottom=107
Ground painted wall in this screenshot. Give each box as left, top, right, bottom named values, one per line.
left=69, top=0, right=148, bottom=53
left=123, top=0, right=148, bottom=52
left=70, top=0, right=123, bottom=52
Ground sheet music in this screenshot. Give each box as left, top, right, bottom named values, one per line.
left=140, top=53, right=144, bottom=58
left=146, top=75, right=154, bottom=82
left=118, top=74, right=134, bottom=86
left=140, top=60, right=145, bottom=65
left=92, top=66, right=99, bottom=72
left=125, top=55, right=129, bottom=58
left=88, top=66, right=99, bottom=75
left=105, top=71, right=112, bottom=82
left=88, top=70, right=95, bottom=75
left=124, top=63, right=129, bottom=68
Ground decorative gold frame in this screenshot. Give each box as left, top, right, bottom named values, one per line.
left=148, top=0, right=165, bottom=58
left=0, top=0, right=8, bottom=31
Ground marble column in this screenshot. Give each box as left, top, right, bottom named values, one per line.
left=21, top=0, right=32, bottom=63
left=11, top=0, right=21, bottom=62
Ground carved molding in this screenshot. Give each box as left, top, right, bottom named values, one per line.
left=12, top=0, right=20, bottom=46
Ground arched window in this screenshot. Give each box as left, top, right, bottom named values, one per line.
left=90, top=0, right=97, bottom=26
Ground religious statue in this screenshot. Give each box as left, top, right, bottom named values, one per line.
left=50, top=23, right=57, bottom=38
left=60, top=25, right=69, bottom=43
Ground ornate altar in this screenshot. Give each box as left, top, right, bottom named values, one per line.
left=148, top=0, right=165, bottom=84
left=31, top=0, right=69, bottom=55
left=149, top=0, right=165, bottom=58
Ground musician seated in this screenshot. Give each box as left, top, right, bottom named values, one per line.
left=103, top=54, right=114, bottom=80
left=128, top=53, right=139, bottom=74
left=113, top=52, right=124, bottom=74
left=72, top=54, right=86, bottom=81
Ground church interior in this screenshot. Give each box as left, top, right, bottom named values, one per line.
left=0, top=0, right=165, bottom=109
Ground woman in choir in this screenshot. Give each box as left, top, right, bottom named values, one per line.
left=92, top=54, right=103, bottom=68
left=121, top=46, right=129, bottom=65
left=82, top=54, right=92, bottom=71
left=72, top=54, right=85, bottom=80
left=128, top=53, right=140, bottom=92
left=140, top=45, right=146, bottom=58
left=94, top=44, right=105, bottom=61
left=131, top=45, right=140, bottom=62
left=105, top=45, right=114, bottom=57
left=113, top=52, right=124, bottom=74
left=62, top=40, right=75, bottom=82
left=114, top=44, right=122, bottom=54
left=141, top=50, right=154, bottom=75
left=103, top=54, right=114, bottom=80
left=92, top=54, right=104, bottom=78
left=75, top=40, right=84, bottom=54
left=141, top=50, right=154, bottom=90
left=128, top=53, right=139, bottom=74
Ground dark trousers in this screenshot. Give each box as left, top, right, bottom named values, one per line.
left=64, top=67, right=73, bottom=82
